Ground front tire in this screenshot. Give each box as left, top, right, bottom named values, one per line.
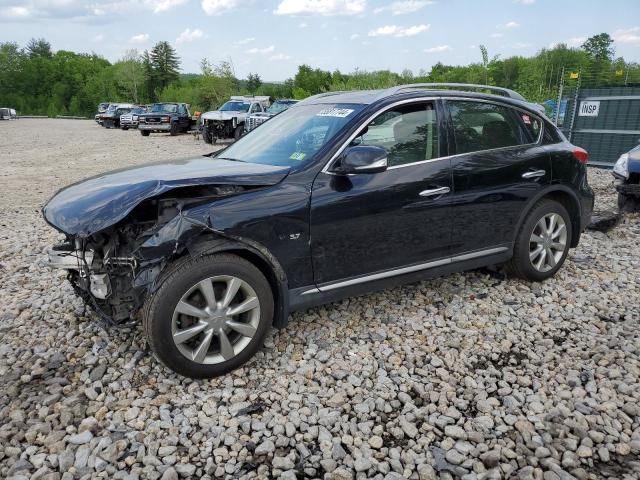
left=140, top=130, right=150, bottom=136
left=143, top=253, right=274, bottom=378
left=505, top=199, right=572, bottom=282
left=170, top=122, right=178, bottom=136
left=233, top=125, right=244, bottom=141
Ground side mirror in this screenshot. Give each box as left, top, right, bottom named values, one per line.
left=333, top=145, right=388, bottom=174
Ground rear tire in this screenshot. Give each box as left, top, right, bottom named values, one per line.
left=143, top=253, right=274, bottom=378
left=505, top=199, right=572, bottom=282
left=122, top=126, right=129, bottom=131
left=140, top=130, right=150, bottom=137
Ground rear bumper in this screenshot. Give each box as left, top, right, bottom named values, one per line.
left=139, top=123, right=170, bottom=131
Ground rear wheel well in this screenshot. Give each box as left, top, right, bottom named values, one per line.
left=543, top=191, right=581, bottom=247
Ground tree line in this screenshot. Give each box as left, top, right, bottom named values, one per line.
left=0, top=33, right=635, bottom=118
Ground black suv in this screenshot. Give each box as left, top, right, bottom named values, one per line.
left=43, top=84, right=594, bottom=378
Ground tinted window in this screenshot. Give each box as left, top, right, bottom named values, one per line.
left=449, top=101, right=528, bottom=154
left=354, top=102, right=439, bottom=167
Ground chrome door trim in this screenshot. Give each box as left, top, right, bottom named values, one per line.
left=302, top=247, right=509, bottom=294
left=419, top=186, right=450, bottom=197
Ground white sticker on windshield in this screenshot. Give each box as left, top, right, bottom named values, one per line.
left=316, top=108, right=354, bottom=118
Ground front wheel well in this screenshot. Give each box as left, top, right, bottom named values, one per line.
left=181, top=234, right=288, bottom=328
left=542, top=191, right=581, bottom=247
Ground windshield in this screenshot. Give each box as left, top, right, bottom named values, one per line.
left=220, top=101, right=250, bottom=112
left=267, top=102, right=295, bottom=114
left=0, top=108, right=9, bottom=116
left=151, top=103, right=177, bottom=113
left=217, top=103, right=364, bottom=167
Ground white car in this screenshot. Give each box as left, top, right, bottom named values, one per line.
left=0, top=108, right=17, bottom=120
left=201, top=96, right=271, bottom=144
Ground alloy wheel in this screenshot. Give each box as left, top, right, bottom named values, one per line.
left=171, top=275, right=261, bottom=364
left=529, top=213, right=568, bottom=273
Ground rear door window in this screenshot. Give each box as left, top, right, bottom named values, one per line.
left=448, top=101, right=530, bottom=154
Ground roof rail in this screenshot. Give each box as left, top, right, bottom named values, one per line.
left=296, top=91, right=349, bottom=104
left=385, top=83, right=526, bottom=101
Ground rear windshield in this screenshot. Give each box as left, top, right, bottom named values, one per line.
left=151, top=104, right=177, bottom=113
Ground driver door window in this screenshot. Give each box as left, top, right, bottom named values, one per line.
left=355, top=102, right=439, bottom=167
left=250, top=103, right=261, bottom=113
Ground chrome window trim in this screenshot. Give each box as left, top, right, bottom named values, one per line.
left=301, top=246, right=509, bottom=295
left=443, top=96, right=544, bottom=152
left=320, top=95, right=545, bottom=174
left=321, top=97, right=439, bottom=174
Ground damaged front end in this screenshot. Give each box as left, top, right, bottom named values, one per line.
left=44, top=185, right=250, bottom=327
left=42, top=156, right=290, bottom=327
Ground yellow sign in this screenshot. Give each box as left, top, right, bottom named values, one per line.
left=615, top=69, right=624, bottom=76
left=569, top=72, right=579, bottom=79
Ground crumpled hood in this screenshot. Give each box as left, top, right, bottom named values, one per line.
left=43, top=157, right=290, bottom=237
left=201, top=110, right=243, bottom=121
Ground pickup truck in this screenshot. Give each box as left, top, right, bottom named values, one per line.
left=138, top=103, right=195, bottom=136
left=201, top=96, right=271, bottom=144
left=245, top=99, right=298, bottom=133
left=102, top=104, right=135, bottom=129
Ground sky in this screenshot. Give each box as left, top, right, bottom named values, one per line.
left=1, top=0, right=639, bottom=81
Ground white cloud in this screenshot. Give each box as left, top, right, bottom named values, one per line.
left=373, top=1, right=433, bottom=15
left=176, top=28, right=207, bottom=44
left=505, top=21, right=520, bottom=28
left=246, top=45, right=275, bottom=54
left=274, top=0, right=365, bottom=16
left=142, top=0, right=187, bottom=13
left=490, top=33, right=503, bottom=38
left=0, top=6, right=31, bottom=18
left=236, top=37, right=255, bottom=45
left=129, top=33, right=150, bottom=43
left=368, top=24, right=430, bottom=37
left=613, top=27, right=640, bottom=45
left=270, top=53, right=291, bottom=60
left=298, top=22, right=308, bottom=28
left=424, top=45, right=451, bottom=53
left=350, top=33, right=360, bottom=40
left=201, top=0, right=240, bottom=15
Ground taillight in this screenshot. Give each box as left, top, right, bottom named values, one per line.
left=573, top=147, right=588, bottom=164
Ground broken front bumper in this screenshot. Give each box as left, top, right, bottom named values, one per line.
left=43, top=246, right=111, bottom=299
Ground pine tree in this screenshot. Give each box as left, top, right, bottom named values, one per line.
left=149, top=41, right=180, bottom=92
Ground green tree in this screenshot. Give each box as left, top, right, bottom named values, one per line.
left=479, top=45, right=489, bottom=84
left=149, top=41, right=180, bottom=93
left=581, top=33, right=615, bottom=61
left=246, top=73, right=262, bottom=93
left=114, top=49, right=145, bottom=103
left=26, top=38, right=52, bottom=58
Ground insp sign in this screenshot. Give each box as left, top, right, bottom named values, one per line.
left=578, top=101, right=600, bottom=117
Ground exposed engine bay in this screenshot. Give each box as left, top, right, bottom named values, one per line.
left=46, top=185, right=248, bottom=326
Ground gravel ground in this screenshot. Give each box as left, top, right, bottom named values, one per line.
left=1, top=119, right=639, bottom=480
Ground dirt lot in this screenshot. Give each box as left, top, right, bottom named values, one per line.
left=0, top=119, right=639, bottom=480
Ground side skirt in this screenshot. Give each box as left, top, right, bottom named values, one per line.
left=288, top=247, right=512, bottom=313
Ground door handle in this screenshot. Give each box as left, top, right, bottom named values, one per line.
left=419, top=186, right=450, bottom=197
left=522, top=169, right=546, bottom=179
